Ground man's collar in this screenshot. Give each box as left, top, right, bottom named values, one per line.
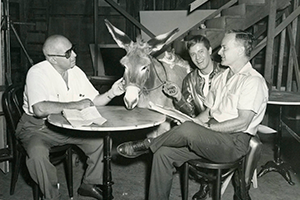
left=237, top=62, right=252, bottom=74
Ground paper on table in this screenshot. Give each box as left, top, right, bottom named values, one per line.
left=148, top=101, right=193, bottom=122
left=62, top=106, right=107, bottom=127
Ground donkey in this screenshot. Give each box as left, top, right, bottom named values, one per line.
left=104, top=19, right=190, bottom=137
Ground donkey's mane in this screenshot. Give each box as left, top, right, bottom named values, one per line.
left=126, top=35, right=151, bottom=57
left=136, top=35, right=149, bottom=49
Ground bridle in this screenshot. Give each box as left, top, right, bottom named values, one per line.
left=124, top=56, right=168, bottom=95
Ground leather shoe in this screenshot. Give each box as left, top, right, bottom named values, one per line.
left=233, top=192, right=251, bottom=200
left=78, top=183, right=103, bottom=200
left=117, top=139, right=151, bottom=158
left=192, top=183, right=210, bottom=200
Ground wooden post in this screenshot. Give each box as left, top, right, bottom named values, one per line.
left=286, top=0, right=299, bottom=92
left=0, top=0, right=8, bottom=173
left=277, top=13, right=286, bottom=90
left=93, top=0, right=98, bottom=76
left=264, top=0, right=277, bottom=87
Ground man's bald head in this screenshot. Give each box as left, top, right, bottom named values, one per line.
left=42, top=35, right=71, bottom=57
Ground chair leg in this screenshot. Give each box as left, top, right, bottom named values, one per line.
left=239, top=160, right=248, bottom=200
left=233, top=160, right=251, bottom=200
left=10, top=152, right=22, bottom=195
left=252, top=169, right=258, bottom=188
left=181, top=163, right=189, bottom=200
left=214, top=169, right=222, bottom=200
left=65, top=148, right=73, bottom=198
left=33, top=183, right=40, bottom=200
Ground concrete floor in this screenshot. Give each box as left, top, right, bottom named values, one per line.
left=1, top=130, right=300, bottom=200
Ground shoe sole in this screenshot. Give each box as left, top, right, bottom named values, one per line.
left=116, top=144, right=149, bottom=158
left=78, top=188, right=103, bottom=200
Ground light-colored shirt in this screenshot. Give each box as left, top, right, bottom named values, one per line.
left=198, top=71, right=210, bottom=97
left=23, top=60, right=99, bottom=116
left=205, top=62, right=268, bottom=135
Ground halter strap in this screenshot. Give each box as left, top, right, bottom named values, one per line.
left=142, top=57, right=168, bottom=93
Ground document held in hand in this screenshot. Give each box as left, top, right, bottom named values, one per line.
left=148, top=101, right=193, bottom=123
left=62, top=106, right=107, bottom=127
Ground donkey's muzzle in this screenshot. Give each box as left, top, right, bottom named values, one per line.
left=124, top=85, right=140, bottom=110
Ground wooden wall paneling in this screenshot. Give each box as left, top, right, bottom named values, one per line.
left=48, top=0, right=125, bottom=76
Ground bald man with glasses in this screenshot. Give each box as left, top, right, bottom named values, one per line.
left=16, top=35, right=125, bottom=200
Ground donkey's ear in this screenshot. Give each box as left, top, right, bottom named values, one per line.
left=104, top=19, right=132, bottom=50
left=147, top=28, right=179, bottom=53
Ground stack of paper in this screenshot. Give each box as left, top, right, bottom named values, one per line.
left=62, top=106, right=107, bottom=127
left=148, top=101, right=193, bottom=123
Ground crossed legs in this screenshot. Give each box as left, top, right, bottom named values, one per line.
left=147, top=121, right=250, bottom=200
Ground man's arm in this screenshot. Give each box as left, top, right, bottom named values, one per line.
left=93, top=77, right=125, bottom=106
left=32, top=99, right=93, bottom=118
left=206, top=109, right=255, bottom=133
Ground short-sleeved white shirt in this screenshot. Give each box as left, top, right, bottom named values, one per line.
left=204, top=62, right=269, bottom=135
left=23, top=60, right=99, bottom=116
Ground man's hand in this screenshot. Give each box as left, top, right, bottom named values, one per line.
left=109, top=77, right=125, bottom=97
left=77, top=98, right=94, bottom=110
left=192, top=117, right=208, bottom=127
left=162, top=82, right=181, bottom=101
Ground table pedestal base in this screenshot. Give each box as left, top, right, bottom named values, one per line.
left=258, top=160, right=295, bottom=185
left=103, top=133, right=114, bottom=200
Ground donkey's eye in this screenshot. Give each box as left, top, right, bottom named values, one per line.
left=141, top=66, right=148, bottom=71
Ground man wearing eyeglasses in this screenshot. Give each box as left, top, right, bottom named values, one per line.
left=16, top=35, right=125, bottom=200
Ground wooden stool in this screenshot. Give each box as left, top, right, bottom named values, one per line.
left=182, top=136, right=262, bottom=200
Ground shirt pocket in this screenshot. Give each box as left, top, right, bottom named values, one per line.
left=220, top=90, right=238, bottom=116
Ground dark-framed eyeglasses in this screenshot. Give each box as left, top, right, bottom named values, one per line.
left=47, top=44, right=76, bottom=59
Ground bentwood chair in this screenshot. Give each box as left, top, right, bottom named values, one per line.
left=2, top=84, right=74, bottom=200
left=182, top=136, right=262, bottom=200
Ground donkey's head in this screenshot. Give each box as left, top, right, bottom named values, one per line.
left=104, top=19, right=178, bottom=109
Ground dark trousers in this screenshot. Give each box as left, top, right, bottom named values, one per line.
left=16, top=114, right=104, bottom=200
left=148, top=121, right=251, bottom=200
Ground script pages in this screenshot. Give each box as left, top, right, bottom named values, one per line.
left=148, top=101, right=193, bottom=122
left=62, top=106, right=107, bottom=127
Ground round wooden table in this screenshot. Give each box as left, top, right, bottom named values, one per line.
left=47, top=106, right=166, bottom=200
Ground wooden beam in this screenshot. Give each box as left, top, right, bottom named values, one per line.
left=94, top=0, right=98, bottom=76
left=189, top=0, right=209, bottom=13
left=275, top=4, right=300, bottom=38
left=286, top=23, right=300, bottom=91
left=104, top=0, right=156, bottom=38
left=286, top=0, right=299, bottom=91
left=251, top=5, right=300, bottom=59
left=264, top=0, right=277, bottom=84
left=154, top=0, right=238, bottom=57
left=178, top=0, right=237, bottom=42
left=277, top=13, right=286, bottom=90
